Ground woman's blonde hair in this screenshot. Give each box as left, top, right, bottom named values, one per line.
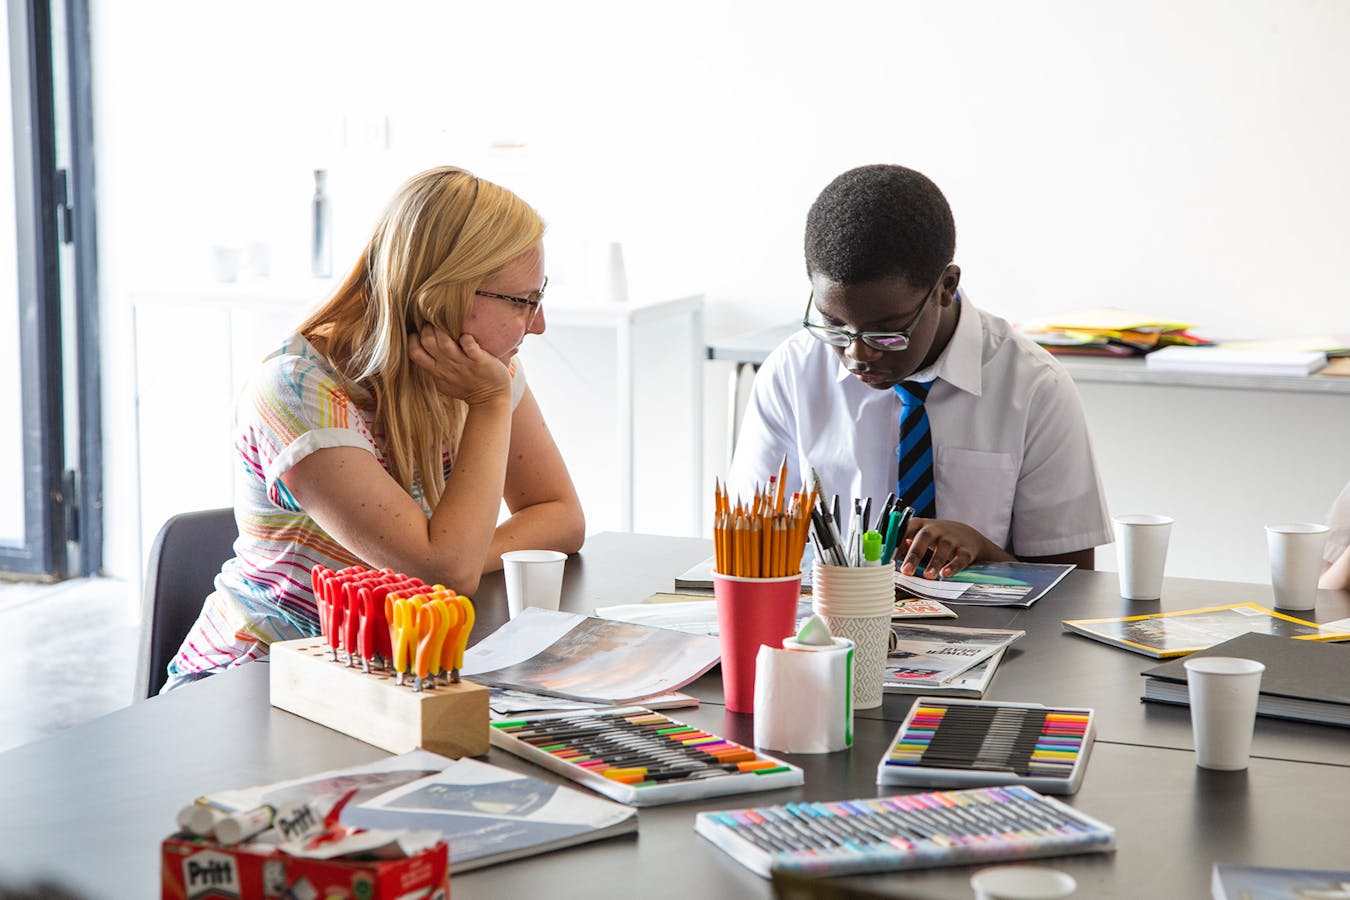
left=299, top=166, right=543, bottom=507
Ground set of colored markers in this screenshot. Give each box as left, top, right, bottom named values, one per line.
left=810, top=482, right=913, bottom=568
left=877, top=698, right=1096, bottom=794
left=712, top=458, right=814, bottom=578
left=490, top=707, right=804, bottom=806
left=694, top=783, right=1116, bottom=878
left=310, top=564, right=475, bottom=691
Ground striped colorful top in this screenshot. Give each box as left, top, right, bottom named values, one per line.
left=165, top=333, right=525, bottom=684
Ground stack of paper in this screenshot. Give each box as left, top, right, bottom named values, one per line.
left=1144, top=345, right=1327, bottom=376
left=1018, top=308, right=1211, bottom=358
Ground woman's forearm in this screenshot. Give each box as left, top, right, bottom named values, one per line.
left=486, top=498, right=586, bottom=572
left=426, top=397, right=514, bottom=592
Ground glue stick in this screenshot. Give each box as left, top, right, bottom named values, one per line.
left=213, top=805, right=276, bottom=846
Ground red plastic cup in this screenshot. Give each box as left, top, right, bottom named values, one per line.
left=712, top=572, right=802, bottom=713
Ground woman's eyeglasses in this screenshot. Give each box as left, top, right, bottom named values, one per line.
left=475, top=275, right=548, bottom=328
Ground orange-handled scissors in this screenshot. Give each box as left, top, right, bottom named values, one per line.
left=388, top=596, right=420, bottom=687
left=413, top=602, right=435, bottom=692
left=448, top=595, right=475, bottom=683
left=425, top=598, right=454, bottom=685
left=428, top=594, right=462, bottom=685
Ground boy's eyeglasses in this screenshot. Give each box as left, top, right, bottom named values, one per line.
left=802, top=269, right=945, bottom=352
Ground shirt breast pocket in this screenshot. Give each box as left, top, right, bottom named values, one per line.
left=935, top=448, right=1017, bottom=550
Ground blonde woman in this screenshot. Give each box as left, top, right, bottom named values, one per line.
left=163, top=167, right=584, bottom=690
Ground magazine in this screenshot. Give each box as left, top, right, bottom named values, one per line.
left=1062, top=602, right=1350, bottom=659
left=341, top=755, right=637, bottom=872
left=893, top=597, right=957, bottom=620
left=1211, top=862, right=1350, bottom=900
left=883, top=623, right=1024, bottom=688
left=883, top=648, right=1005, bottom=698
left=895, top=561, right=1074, bottom=608
left=461, top=607, right=721, bottom=703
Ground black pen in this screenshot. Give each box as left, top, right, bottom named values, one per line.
left=886, top=506, right=915, bottom=566
left=878, top=492, right=896, bottom=530
left=861, top=496, right=872, bottom=534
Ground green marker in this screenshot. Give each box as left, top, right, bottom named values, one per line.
left=862, top=530, right=883, bottom=566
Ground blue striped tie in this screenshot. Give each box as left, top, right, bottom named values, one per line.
left=895, top=381, right=936, bottom=519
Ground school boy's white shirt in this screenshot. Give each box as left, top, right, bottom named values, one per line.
left=729, top=296, right=1113, bottom=558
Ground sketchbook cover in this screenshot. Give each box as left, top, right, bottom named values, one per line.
left=1140, top=632, right=1350, bottom=726
left=1062, top=602, right=1350, bottom=659
left=342, top=756, right=637, bottom=873
left=895, top=561, right=1074, bottom=608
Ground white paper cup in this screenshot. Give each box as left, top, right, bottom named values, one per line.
left=812, top=564, right=895, bottom=616
left=1113, top=514, right=1173, bottom=600
left=1265, top=523, right=1329, bottom=611
left=815, top=611, right=891, bottom=710
left=1184, top=656, right=1265, bottom=771
left=971, top=865, right=1077, bottom=899
left=501, top=550, right=568, bottom=619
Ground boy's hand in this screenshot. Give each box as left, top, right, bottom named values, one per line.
left=897, top=518, right=999, bottom=579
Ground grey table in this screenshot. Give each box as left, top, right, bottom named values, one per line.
left=2, top=532, right=1348, bottom=899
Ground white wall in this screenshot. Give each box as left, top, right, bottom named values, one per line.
left=90, top=0, right=1350, bottom=582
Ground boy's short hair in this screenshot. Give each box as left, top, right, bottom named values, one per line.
left=805, top=164, right=956, bottom=288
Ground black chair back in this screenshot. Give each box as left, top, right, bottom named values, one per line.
left=137, top=508, right=238, bottom=698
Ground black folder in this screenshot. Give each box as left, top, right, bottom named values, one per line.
left=1140, top=632, right=1350, bottom=727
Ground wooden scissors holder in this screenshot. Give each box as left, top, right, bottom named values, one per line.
left=269, top=637, right=490, bottom=758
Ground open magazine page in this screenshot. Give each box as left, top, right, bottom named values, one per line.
left=885, top=623, right=1024, bottom=687
left=462, top=607, right=720, bottom=704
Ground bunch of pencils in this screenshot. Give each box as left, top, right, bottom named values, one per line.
left=713, top=458, right=814, bottom=578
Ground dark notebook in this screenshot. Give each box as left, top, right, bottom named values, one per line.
left=1140, top=632, right=1350, bottom=727
left=674, top=546, right=815, bottom=593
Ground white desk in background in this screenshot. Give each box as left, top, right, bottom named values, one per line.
left=705, top=323, right=1350, bottom=584
left=131, top=283, right=704, bottom=592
